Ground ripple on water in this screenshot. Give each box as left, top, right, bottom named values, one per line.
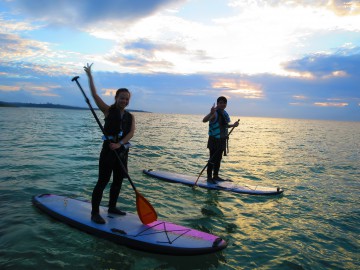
left=0, top=109, right=359, bottom=270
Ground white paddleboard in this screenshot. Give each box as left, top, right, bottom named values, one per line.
left=32, top=194, right=227, bottom=255
left=143, top=169, right=283, bottom=195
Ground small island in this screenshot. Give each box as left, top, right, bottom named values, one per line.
left=0, top=101, right=149, bottom=113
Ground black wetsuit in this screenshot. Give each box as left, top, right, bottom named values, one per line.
left=91, top=107, right=133, bottom=214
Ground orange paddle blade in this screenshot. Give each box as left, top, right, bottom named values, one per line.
left=136, top=191, right=157, bottom=224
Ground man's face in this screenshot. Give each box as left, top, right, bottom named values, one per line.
left=217, top=100, right=227, bottom=110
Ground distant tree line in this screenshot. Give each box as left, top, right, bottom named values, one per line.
left=0, top=101, right=148, bottom=112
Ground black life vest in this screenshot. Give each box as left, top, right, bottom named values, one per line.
left=104, top=106, right=133, bottom=141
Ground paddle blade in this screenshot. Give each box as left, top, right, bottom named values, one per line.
left=136, top=191, right=157, bottom=224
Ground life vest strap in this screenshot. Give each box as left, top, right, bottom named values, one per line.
left=101, top=132, right=123, bottom=141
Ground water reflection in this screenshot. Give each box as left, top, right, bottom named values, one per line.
left=1, top=108, right=359, bottom=270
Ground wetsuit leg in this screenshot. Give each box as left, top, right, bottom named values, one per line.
left=213, top=151, right=223, bottom=177
left=212, top=138, right=225, bottom=178
left=108, top=170, right=123, bottom=209
left=207, top=148, right=215, bottom=178
left=91, top=149, right=112, bottom=214
left=108, top=151, right=128, bottom=209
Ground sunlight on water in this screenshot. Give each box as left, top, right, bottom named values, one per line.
left=0, top=108, right=359, bottom=270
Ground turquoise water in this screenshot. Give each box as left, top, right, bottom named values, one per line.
left=0, top=107, right=359, bottom=270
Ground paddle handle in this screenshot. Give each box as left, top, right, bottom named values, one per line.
left=228, top=119, right=240, bottom=136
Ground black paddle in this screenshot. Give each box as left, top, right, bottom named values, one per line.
left=193, top=119, right=240, bottom=187
left=71, top=76, right=157, bottom=224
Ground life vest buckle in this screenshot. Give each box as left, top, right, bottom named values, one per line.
left=101, top=131, right=123, bottom=142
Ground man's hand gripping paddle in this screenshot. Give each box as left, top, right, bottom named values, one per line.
left=71, top=76, right=157, bottom=225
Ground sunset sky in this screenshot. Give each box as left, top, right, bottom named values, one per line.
left=1, top=0, right=359, bottom=121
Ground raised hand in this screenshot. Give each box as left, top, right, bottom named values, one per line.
left=210, top=103, right=217, bottom=114
left=84, top=63, right=93, bottom=76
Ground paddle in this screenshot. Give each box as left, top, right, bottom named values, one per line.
left=193, top=119, right=240, bottom=187
left=71, top=76, right=157, bottom=225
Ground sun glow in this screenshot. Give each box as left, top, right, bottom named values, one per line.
left=212, top=79, right=264, bottom=99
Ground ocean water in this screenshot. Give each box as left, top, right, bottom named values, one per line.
left=0, top=107, right=359, bottom=270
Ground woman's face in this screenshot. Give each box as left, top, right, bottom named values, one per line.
left=115, top=91, right=130, bottom=108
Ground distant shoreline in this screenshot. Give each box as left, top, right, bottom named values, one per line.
left=0, top=101, right=150, bottom=113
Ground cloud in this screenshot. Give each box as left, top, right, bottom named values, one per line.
left=0, top=85, right=21, bottom=92
left=82, top=2, right=360, bottom=75
left=102, top=88, right=115, bottom=96
left=0, top=16, right=38, bottom=33
left=0, top=30, right=83, bottom=78
left=0, top=33, right=48, bottom=60
left=293, top=95, right=308, bottom=100
left=9, top=0, right=186, bottom=26
left=1, top=60, right=359, bottom=120
left=230, top=0, right=360, bottom=16
left=0, top=27, right=80, bottom=77
left=0, top=81, right=61, bottom=96
left=104, top=39, right=183, bottom=72
left=314, top=102, right=348, bottom=107
left=102, top=38, right=215, bottom=73
left=7, top=0, right=358, bottom=77
left=323, top=0, right=360, bottom=16
left=211, top=78, right=264, bottom=99
left=1, top=59, right=76, bottom=78
left=283, top=46, right=360, bottom=78
left=1, top=0, right=359, bottom=121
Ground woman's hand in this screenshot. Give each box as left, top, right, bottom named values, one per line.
left=84, top=63, right=93, bottom=77
left=109, top=142, right=121, bottom=151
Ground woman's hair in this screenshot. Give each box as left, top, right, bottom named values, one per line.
left=115, top=88, right=131, bottom=99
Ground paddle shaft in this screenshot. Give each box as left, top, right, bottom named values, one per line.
left=194, top=119, right=240, bottom=186
left=71, top=76, right=137, bottom=191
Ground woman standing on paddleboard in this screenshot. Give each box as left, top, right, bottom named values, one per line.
left=203, top=96, right=239, bottom=184
left=84, top=63, right=135, bottom=224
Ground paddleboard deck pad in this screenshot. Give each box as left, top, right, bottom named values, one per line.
left=32, top=194, right=227, bottom=255
left=143, top=169, right=283, bottom=195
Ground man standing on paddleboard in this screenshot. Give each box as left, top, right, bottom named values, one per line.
left=203, top=96, right=239, bottom=184
left=84, top=63, right=135, bottom=224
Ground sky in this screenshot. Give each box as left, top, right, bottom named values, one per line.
left=0, top=0, right=359, bottom=121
